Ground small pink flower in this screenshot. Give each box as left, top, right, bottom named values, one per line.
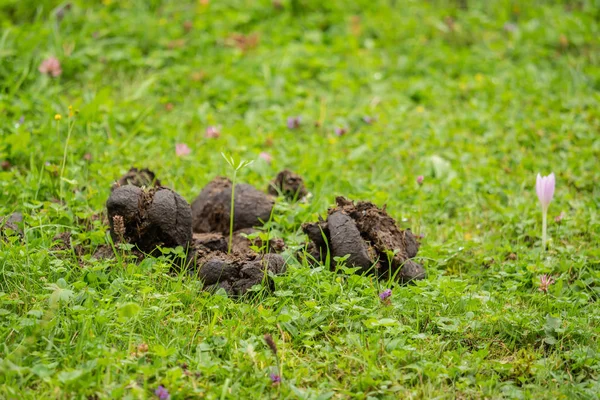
left=538, top=274, right=555, bottom=294
left=175, top=143, right=191, bottom=157
left=39, top=57, right=62, bottom=77
left=205, top=126, right=220, bottom=139
left=416, top=175, right=424, bottom=185
left=334, top=127, right=347, bottom=136
left=259, top=152, right=272, bottom=164
left=287, top=116, right=301, bottom=129
left=555, top=211, right=565, bottom=223
left=362, top=116, right=376, bottom=124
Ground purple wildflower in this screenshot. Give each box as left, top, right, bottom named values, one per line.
left=55, top=3, right=72, bottom=22
left=379, top=289, right=392, bottom=301
left=155, top=385, right=170, bottom=400
left=416, top=175, right=424, bottom=185
left=270, top=373, right=281, bottom=384
left=287, top=116, right=301, bottom=129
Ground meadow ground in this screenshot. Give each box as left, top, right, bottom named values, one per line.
left=1, top=0, right=600, bottom=398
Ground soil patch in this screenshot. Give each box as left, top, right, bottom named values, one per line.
left=194, top=245, right=286, bottom=296
left=302, top=196, right=425, bottom=283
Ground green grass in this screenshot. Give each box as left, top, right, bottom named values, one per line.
left=1, top=0, right=600, bottom=398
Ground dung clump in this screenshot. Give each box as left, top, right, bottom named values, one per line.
left=103, top=174, right=287, bottom=297
left=106, top=185, right=193, bottom=254
left=191, top=177, right=274, bottom=234
left=268, top=169, right=307, bottom=200
left=192, top=229, right=287, bottom=296
left=302, top=197, right=425, bottom=283
left=183, top=175, right=289, bottom=296
left=112, top=167, right=161, bottom=191
left=0, top=212, right=23, bottom=237
left=196, top=252, right=286, bottom=297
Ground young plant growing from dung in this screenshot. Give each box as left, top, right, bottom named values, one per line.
left=221, top=153, right=254, bottom=254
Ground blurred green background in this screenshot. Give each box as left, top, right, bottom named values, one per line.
left=1, top=0, right=599, bottom=398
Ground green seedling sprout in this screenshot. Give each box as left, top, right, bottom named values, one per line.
left=221, top=153, right=254, bottom=254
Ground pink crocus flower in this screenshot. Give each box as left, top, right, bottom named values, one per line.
left=536, top=173, right=555, bottom=211
left=538, top=274, right=555, bottom=294
left=39, top=57, right=62, bottom=77
left=175, top=143, right=191, bottom=157
left=259, top=152, right=272, bottom=164
left=536, top=173, right=555, bottom=250
left=205, top=126, right=220, bottom=139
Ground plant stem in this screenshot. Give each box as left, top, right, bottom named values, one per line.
left=59, top=120, right=73, bottom=200
left=276, top=354, right=281, bottom=383
left=228, top=170, right=236, bottom=254
left=416, top=186, right=422, bottom=236
left=542, top=208, right=547, bottom=250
